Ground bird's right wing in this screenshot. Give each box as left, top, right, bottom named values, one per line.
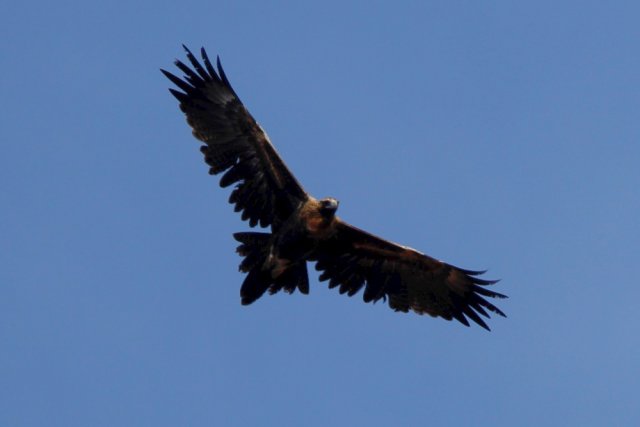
left=162, top=46, right=309, bottom=229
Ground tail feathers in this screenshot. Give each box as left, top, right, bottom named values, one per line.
left=234, top=232, right=271, bottom=272
left=270, top=262, right=309, bottom=296
left=234, top=232, right=310, bottom=305
left=240, top=267, right=272, bottom=305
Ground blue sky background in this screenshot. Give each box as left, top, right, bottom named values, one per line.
left=2, top=1, right=639, bottom=426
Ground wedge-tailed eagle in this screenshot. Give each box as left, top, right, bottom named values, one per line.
left=162, top=46, right=506, bottom=330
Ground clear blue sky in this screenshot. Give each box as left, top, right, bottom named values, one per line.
left=2, top=1, right=639, bottom=426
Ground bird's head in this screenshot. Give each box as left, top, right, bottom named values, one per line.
left=319, top=197, right=339, bottom=219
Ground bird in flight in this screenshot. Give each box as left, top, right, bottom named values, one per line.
left=162, top=46, right=507, bottom=330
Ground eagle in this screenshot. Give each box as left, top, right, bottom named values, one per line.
left=162, top=46, right=507, bottom=330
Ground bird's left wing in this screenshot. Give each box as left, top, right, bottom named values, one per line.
left=312, top=219, right=507, bottom=330
left=162, top=46, right=308, bottom=229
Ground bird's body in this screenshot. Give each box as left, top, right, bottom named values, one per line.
left=162, top=46, right=507, bottom=330
left=270, top=198, right=337, bottom=265
left=235, top=197, right=339, bottom=304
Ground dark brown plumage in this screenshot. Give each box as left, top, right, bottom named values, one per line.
left=163, top=46, right=507, bottom=330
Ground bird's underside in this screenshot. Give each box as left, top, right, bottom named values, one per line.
left=162, top=45, right=507, bottom=330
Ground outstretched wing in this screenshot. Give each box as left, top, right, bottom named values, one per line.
left=312, top=220, right=507, bottom=330
left=162, top=46, right=308, bottom=229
